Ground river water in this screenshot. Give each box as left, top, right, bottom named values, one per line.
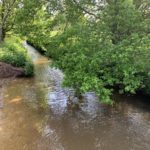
left=0, top=43, right=150, bottom=150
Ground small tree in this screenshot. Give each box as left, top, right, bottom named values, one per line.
left=0, top=0, right=20, bottom=42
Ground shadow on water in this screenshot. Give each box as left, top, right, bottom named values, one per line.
left=0, top=42, right=149, bottom=150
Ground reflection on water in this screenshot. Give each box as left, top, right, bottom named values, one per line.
left=0, top=42, right=150, bottom=150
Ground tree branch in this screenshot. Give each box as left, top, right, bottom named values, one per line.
left=72, top=0, right=100, bottom=19
left=2, top=0, right=17, bottom=26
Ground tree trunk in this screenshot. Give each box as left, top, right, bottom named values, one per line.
left=0, top=27, right=5, bottom=42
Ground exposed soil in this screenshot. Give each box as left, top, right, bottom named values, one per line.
left=0, top=62, right=25, bottom=78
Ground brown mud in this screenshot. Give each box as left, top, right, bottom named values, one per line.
left=0, top=62, right=24, bottom=78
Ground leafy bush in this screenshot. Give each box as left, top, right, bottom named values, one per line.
left=46, top=23, right=150, bottom=103
left=24, top=59, right=34, bottom=76
left=24, top=0, right=150, bottom=103
left=0, top=36, right=34, bottom=76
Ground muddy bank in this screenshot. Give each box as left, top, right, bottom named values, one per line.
left=0, top=62, right=25, bottom=78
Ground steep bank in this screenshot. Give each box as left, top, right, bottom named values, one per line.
left=0, top=62, right=25, bottom=78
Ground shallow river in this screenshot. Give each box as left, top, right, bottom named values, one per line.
left=0, top=43, right=150, bottom=150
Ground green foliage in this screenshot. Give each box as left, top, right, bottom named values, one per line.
left=24, top=59, right=34, bottom=76
left=0, top=0, right=23, bottom=41
left=0, top=36, right=34, bottom=76
left=47, top=22, right=150, bottom=103
left=21, top=0, right=150, bottom=103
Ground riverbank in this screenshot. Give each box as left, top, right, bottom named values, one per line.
left=0, top=61, right=25, bottom=108
left=0, top=36, right=34, bottom=109
left=0, top=62, right=25, bottom=78
left=26, top=40, right=46, bottom=55
left=0, top=36, right=34, bottom=77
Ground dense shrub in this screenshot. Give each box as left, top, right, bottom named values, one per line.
left=24, top=60, right=34, bottom=76
left=46, top=24, right=150, bottom=103
left=0, top=36, right=34, bottom=76
left=23, top=0, right=150, bottom=103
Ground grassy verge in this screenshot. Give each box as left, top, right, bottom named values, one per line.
left=0, top=36, right=34, bottom=76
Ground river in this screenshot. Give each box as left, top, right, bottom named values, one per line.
left=0, top=42, right=150, bottom=150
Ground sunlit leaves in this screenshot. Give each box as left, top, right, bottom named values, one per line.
left=23, top=0, right=150, bottom=103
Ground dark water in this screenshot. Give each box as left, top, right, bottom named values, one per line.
left=0, top=42, right=150, bottom=150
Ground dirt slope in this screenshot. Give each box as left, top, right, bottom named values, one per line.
left=0, top=62, right=25, bottom=78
